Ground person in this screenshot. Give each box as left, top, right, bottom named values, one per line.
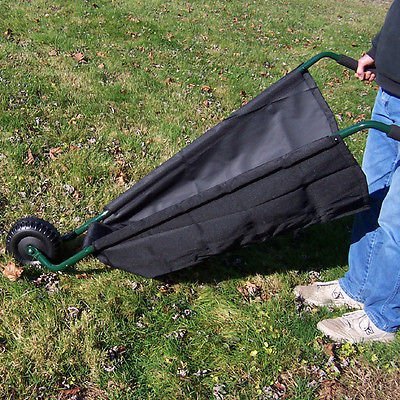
left=294, top=0, right=400, bottom=343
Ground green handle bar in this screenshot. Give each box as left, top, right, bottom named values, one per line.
left=299, top=51, right=376, bottom=74
left=298, top=52, right=400, bottom=140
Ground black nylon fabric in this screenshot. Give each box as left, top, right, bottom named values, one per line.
left=91, top=136, right=369, bottom=277
left=83, top=68, right=370, bottom=278
left=102, top=69, right=338, bottom=226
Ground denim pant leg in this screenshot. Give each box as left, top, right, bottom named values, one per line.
left=340, top=88, right=400, bottom=332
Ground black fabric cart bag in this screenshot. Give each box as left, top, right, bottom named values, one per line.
left=85, top=68, right=369, bottom=277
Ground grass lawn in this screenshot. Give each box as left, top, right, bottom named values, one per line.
left=0, top=0, right=399, bottom=399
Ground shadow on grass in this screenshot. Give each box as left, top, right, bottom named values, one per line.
left=19, top=216, right=354, bottom=284
left=162, top=217, right=354, bottom=284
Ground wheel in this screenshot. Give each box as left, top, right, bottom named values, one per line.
left=6, top=217, right=61, bottom=265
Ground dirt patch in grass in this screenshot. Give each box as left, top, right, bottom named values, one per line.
left=336, top=363, right=400, bottom=400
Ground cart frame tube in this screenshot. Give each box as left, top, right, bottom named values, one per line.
left=299, top=51, right=342, bottom=72
left=338, top=120, right=392, bottom=138
left=27, top=245, right=95, bottom=272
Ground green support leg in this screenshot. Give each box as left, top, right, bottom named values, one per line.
left=26, top=245, right=95, bottom=272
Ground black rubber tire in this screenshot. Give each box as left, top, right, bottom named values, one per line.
left=6, top=217, right=61, bottom=265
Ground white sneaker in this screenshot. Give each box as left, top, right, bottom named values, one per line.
left=317, top=310, right=396, bottom=343
left=293, top=280, right=363, bottom=309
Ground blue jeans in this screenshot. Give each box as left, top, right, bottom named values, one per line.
left=340, top=88, right=400, bottom=333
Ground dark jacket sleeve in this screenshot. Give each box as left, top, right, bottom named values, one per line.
left=367, top=31, right=381, bottom=59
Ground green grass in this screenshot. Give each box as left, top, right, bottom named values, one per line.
left=0, top=0, right=398, bottom=399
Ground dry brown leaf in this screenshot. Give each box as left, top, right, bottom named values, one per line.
left=354, top=113, right=366, bottom=123
left=4, top=29, right=13, bottom=39
left=318, top=379, right=340, bottom=400
left=75, top=273, right=90, bottom=279
left=72, top=52, right=87, bottom=63
left=25, top=149, right=35, bottom=165
left=50, top=147, right=62, bottom=158
left=237, top=281, right=265, bottom=302
left=201, top=85, right=212, bottom=93
left=2, top=262, right=23, bottom=282
left=72, top=189, right=82, bottom=200
left=48, top=49, right=58, bottom=57
left=49, top=147, right=62, bottom=160
left=59, top=387, right=81, bottom=398
left=115, top=171, right=127, bottom=186
left=323, top=343, right=336, bottom=357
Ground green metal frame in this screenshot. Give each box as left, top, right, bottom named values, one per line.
left=26, top=210, right=110, bottom=272
left=299, top=51, right=342, bottom=72
left=338, top=120, right=392, bottom=139
left=27, top=244, right=95, bottom=272
left=23, top=52, right=398, bottom=272
left=69, top=210, right=110, bottom=238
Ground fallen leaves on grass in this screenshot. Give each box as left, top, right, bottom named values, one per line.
left=213, top=384, right=227, bottom=400
left=59, top=384, right=109, bottom=400
left=0, top=338, right=6, bottom=353
left=75, top=273, right=91, bottom=279
left=165, top=328, right=187, bottom=340
left=308, top=270, right=321, bottom=283
left=237, top=275, right=281, bottom=302
left=193, top=369, right=211, bottom=377
left=49, top=147, right=63, bottom=160
left=337, top=362, right=400, bottom=400
left=25, top=149, right=35, bottom=165
left=130, top=281, right=142, bottom=291
left=67, top=306, right=82, bottom=319
left=172, top=307, right=194, bottom=321
left=201, top=85, right=212, bottom=93
left=59, top=387, right=82, bottom=399
left=34, top=272, right=60, bottom=292
left=4, top=28, right=13, bottom=40
left=323, top=343, right=336, bottom=358
left=261, top=380, right=287, bottom=399
left=318, top=379, right=341, bottom=400
left=294, top=293, right=313, bottom=314
left=103, top=345, right=127, bottom=372
left=158, top=283, right=174, bottom=294
left=62, top=184, right=82, bottom=200
left=2, top=262, right=23, bottom=281
left=238, top=281, right=265, bottom=302
left=177, top=361, right=189, bottom=378
left=115, top=170, right=128, bottom=186
left=72, top=52, right=88, bottom=64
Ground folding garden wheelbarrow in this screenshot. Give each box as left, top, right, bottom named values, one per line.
left=7, top=52, right=400, bottom=278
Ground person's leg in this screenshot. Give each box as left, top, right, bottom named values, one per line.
left=317, top=89, right=400, bottom=341
left=298, top=88, right=400, bottom=341
left=340, top=88, right=400, bottom=304
left=294, top=89, right=398, bottom=310
left=362, top=159, right=400, bottom=332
